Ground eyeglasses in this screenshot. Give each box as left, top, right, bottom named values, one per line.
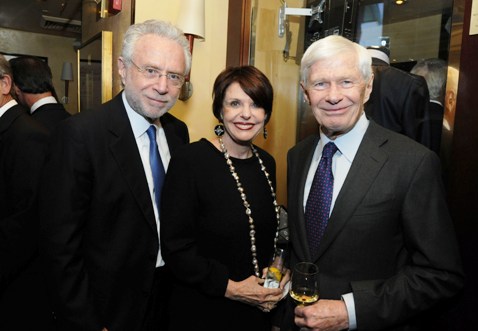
left=128, top=60, right=185, bottom=87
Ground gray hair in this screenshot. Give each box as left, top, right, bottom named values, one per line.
left=0, top=54, right=15, bottom=98
left=300, top=35, right=372, bottom=85
left=0, top=54, right=12, bottom=78
left=121, top=20, right=192, bottom=76
left=411, top=58, right=447, bottom=102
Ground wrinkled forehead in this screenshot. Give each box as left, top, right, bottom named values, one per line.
left=307, top=55, right=365, bottom=82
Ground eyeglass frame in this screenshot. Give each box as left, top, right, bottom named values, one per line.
left=127, top=59, right=185, bottom=87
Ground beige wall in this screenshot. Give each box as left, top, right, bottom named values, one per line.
left=136, top=0, right=296, bottom=205
left=135, top=0, right=229, bottom=148
left=0, top=28, right=78, bottom=114
left=250, top=0, right=303, bottom=205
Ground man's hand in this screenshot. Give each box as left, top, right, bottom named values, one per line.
left=294, top=299, right=349, bottom=331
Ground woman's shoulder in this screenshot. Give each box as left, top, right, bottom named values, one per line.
left=173, top=138, right=219, bottom=159
left=253, top=144, right=275, bottom=166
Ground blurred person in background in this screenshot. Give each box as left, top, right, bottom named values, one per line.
left=0, top=54, right=51, bottom=330
left=10, top=56, right=70, bottom=133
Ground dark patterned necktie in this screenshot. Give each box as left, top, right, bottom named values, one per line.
left=305, top=142, right=338, bottom=258
left=146, top=125, right=166, bottom=210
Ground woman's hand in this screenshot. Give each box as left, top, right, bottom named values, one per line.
left=279, top=268, right=291, bottom=289
left=225, top=275, right=283, bottom=312
left=261, top=266, right=291, bottom=291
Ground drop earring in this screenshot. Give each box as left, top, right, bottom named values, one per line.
left=214, top=123, right=225, bottom=137
left=263, top=126, right=268, bottom=139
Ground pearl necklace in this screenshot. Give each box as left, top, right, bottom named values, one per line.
left=219, top=137, right=280, bottom=278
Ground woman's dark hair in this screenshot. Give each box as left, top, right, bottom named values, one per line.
left=212, top=65, right=273, bottom=124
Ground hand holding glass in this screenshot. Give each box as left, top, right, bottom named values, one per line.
left=264, top=248, right=285, bottom=288
left=290, top=262, right=319, bottom=306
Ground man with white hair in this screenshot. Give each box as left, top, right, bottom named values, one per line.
left=282, top=35, right=463, bottom=331
left=40, top=20, right=191, bottom=331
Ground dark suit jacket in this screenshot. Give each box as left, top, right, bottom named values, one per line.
left=420, top=101, right=444, bottom=155
left=285, top=121, right=463, bottom=330
left=32, top=102, right=71, bottom=133
left=39, top=93, right=189, bottom=331
left=365, top=58, right=431, bottom=148
left=0, top=104, right=52, bottom=329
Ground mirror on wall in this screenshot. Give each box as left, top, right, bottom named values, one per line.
left=355, top=0, right=454, bottom=67
left=239, top=0, right=455, bottom=204
left=77, top=30, right=113, bottom=112
left=295, top=0, right=454, bottom=140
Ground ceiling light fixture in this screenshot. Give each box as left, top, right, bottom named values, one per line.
left=395, top=0, right=407, bottom=4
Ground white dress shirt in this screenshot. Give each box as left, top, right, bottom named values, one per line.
left=0, top=99, right=17, bottom=118
left=122, top=92, right=170, bottom=267
left=30, top=96, right=57, bottom=114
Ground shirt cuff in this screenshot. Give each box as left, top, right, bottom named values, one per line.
left=341, top=292, right=357, bottom=330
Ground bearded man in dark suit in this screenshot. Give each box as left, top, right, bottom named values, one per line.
left=365, top=46, right=431, bottom=149
left=282, top=36, right=463, bottom=331
left=0, top=54, right=52, bottom=330
left=39, top=20, right=191, bottom=331
left=9, top=56, right=70, bottom=133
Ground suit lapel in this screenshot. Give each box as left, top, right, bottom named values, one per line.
left=106, top=96, right=157, bottom=232
left=160, top=113, right=185, bottom=153
left=0, top=106, right=23, bottom=133
left=315, top=122, right=389, bottom=260
left=0, top=107, right=25, bottom=150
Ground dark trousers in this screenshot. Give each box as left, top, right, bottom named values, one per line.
left=141, top=266, right=172, bottom=331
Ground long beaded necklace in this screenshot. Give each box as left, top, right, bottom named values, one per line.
left=219, top=137, right=281, bottom=278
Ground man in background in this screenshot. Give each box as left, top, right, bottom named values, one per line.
left=10, top=56, right=70, bottom=133
left=411, top=58, right=447, bottom=154
left=39, top=20, right=191, bottom=331
left=365, top=46, right=432, bottom=149
left=0, top=54, right=52, bottom=330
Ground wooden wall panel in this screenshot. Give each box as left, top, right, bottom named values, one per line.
left=447, top=0, right=478, bottom=328
left=226, top=0, right=251, bottom=66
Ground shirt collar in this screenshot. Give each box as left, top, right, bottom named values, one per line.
left=430, top=99, right=443, bottom=107
left=0, top=99, right=18, bottom=118
left=319, top=112, right=369, bottom=163
left=31, top=96, right=58, bottom=113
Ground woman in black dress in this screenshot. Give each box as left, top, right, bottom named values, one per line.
left=161, top=66, right=288, bottom=330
